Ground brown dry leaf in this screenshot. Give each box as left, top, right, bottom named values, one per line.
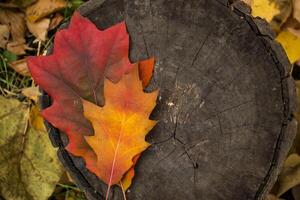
left=284, top=18, right=300, bottom=37
left=264, top=194, right=283, bottom=200
left=27, top=18, right=50, bottom=41
left=9, top=59, right=30, bottom=76
left=274, top=153, right=300, bottom=196
left=0, top=9, right=27, bottom=55
left=26, top=0, right=68, bottom=23
left=0, top=9, right=25, bottom=42
left=0, top=24, right=10, bottom=49
left=294, top=0, right=300, bottom=22
left=0, top=0, right=37, bottom=7
left=6, top=41, right=28, bottom=55
left=49, top=12, right=64, bottom=30
left=22, top=86, right=41, bottom=103
left=10, top=0, right=37, bottom=7
left=242, top=0, right=252, bottom=6
left=288, top=26, right=300, bottom=37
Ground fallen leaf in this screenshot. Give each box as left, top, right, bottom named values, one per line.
left=242, top=0, right=252, bottom=6
left=0, top=96, right=63, bottom=200
left=27, top=18, right=50, bottom=41
left=287, top=27, right=300, bottom=37
left=269, top=0, right=293, bottom=32
left=22, top=86, right=41, bottom=103
left=10, top=0, right=37, bottom=7
left=0, top=8, right=26, bottom=55
left=273, top=153, right=300, bottom=196
left=49, top=12, right=64, bottom=30
left=83, top=64, right=158, bottom=193
left=30, top=104, right=46, bottom=132
left=26, top=0, right=68, bottom=23
left=294, top=0, right=300, bottom=22
left=118, top=58, right=155, bottom=190
left=252, top=0, right=280, bottom=22
left=6, top=41, right=28, bottom=55
left=284, top=18, right=300, bottom=37
left=0, top=24, right=10, bottom=49
left=264, top=194, right=282, bottom=200
left=139, top=57, right=155, bottom=88
left=120, top=154, right=140, bottom=191
left=276, top=30, right=300, bottom=63
left=120, top=59, right=155, bottom=189
left=0, top=9, right=25, bottom=42
left=9, top=58, right=31, bottom=76
left=27, top=12, right=153, bottom=166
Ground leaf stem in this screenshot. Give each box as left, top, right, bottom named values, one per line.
left=105, top=114, right=126, bottom=200
left=119, top=181, right=127, bottom=200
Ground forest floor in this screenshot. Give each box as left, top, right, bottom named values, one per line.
left=0, top=0, right=300, bottom=200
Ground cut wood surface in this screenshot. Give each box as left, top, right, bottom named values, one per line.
left=41, top=0, right=297, bottom=199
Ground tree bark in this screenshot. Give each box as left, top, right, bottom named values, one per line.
left=41, top=0, right=297, bottom=199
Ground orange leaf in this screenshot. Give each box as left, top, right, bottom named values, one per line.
left=119, top=58, right=155, bottom=190
left=82, top=64, right=158, bottom=193
left=120, top=154, right=140, bottom=191
left=138, top=57, right=155, bottom=88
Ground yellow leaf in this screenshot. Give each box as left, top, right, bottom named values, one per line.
left=276, top=30, right=300, bottom=63
left=252, top=0, right=280, bottom=22
left=30, top=105, right=46, bottom=132
left=0, top=96, right=63, bottom=200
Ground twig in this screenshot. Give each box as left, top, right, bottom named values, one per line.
left=37, top=40, right=42, bottom=56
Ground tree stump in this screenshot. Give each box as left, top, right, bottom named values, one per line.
left=41, top=0, right=297, bottom=199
